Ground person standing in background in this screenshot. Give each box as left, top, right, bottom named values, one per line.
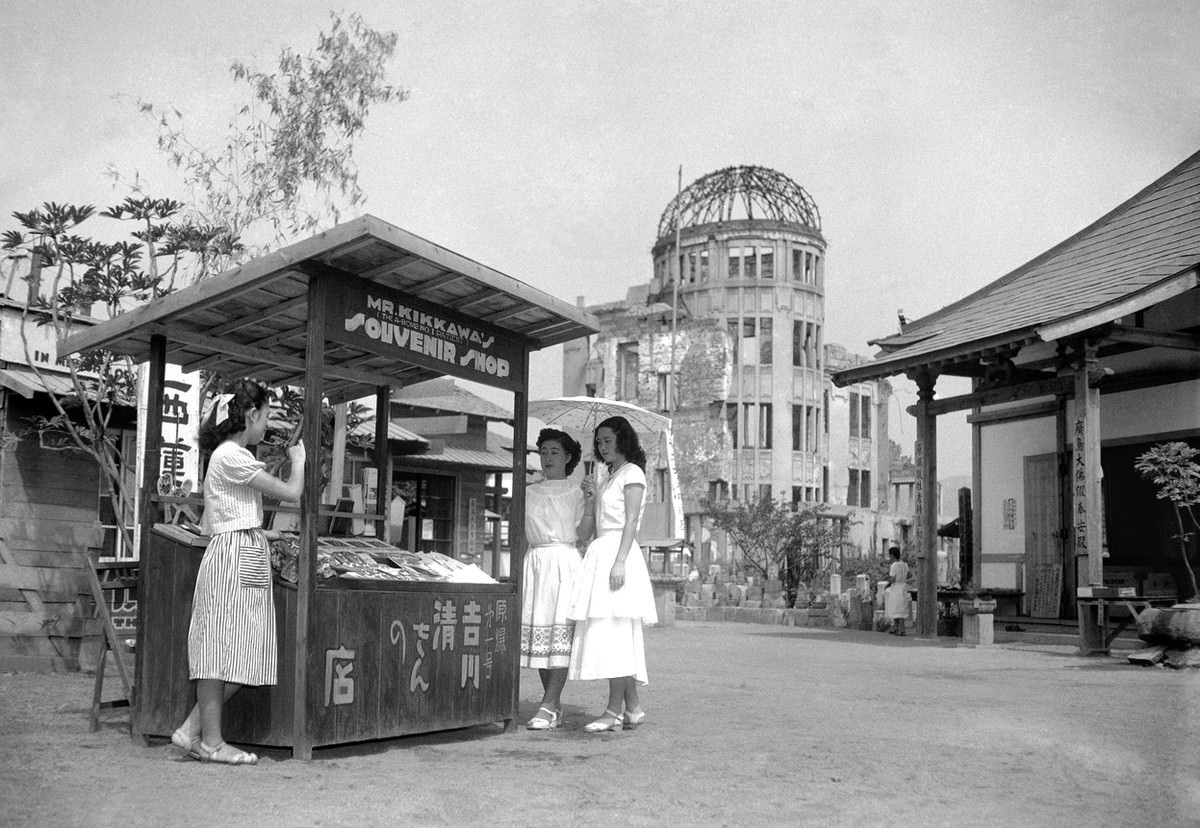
left=884, top=546, right=911, bottom=637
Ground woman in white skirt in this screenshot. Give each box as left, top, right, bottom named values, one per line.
left=569, top=416, right=657, bottom=733
left=520, top=429, right=588, bottom=730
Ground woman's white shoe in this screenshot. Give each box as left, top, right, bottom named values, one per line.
left=526, top=706, right=560, bottom=730
left=583, top=709, right=623, bottom=733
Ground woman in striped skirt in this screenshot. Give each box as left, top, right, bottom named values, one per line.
left=170, top=380, right=306, bottom=765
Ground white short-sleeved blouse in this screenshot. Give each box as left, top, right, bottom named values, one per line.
left=526, top=478, right=585, bottom=546
left=201, top=441, right=266, bottom=534
left=596, top=462, right=646, bottom=534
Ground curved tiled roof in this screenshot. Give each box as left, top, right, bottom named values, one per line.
left=836, top=149, right=1200, bottom=384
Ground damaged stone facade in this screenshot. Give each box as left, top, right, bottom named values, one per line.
left=562, top=166, right=915, bottom=564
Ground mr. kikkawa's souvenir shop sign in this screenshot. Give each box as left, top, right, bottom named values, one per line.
left=327, top=279, right=526, bottom=392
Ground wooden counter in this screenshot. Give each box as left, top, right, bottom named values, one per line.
left=135, top=526, right=518, bottom=752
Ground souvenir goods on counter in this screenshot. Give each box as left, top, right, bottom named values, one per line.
left=268, top=534, right=496, bottom=584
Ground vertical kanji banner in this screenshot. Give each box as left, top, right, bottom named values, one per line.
left=135, top=363, right=201, bottom=556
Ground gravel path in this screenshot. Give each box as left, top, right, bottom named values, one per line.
left=1, top=622, right=1196, bottom=826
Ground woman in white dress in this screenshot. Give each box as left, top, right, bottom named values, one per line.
left=884, top=546, right=911, bottom=636
left=520, top=429, right=587, bottom=730
left=569, top=416, right=658, bottom=733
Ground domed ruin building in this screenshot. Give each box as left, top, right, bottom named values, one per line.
left=563, top=166, right=913, bottom=567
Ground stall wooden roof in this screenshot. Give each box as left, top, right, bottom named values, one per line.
left=59, top=215, right=599, bottom=403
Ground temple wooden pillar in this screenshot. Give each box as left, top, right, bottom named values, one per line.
left=912, top=370, right=939, bottom=637
left=1073, top=341, right=1106, bottom=653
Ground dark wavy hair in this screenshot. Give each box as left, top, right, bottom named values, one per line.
left=594, top=415, right=646, bottom=471
left=198, top=379, right=270, bottom=453
left=537, top=428, right=582, bottom=476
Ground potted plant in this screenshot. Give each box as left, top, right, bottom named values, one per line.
left=1134, top=441, right=1200, bottom=602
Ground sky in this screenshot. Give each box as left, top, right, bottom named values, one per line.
left=4, top=0, right=1200, bottom=476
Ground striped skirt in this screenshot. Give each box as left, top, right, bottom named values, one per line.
left=187, top=528, right=277, bottom=686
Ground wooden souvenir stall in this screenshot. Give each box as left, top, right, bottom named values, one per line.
left=60, top=216, right=598, bottom=759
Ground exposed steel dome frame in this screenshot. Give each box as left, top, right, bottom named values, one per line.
left=656, top=165, right=822, bottom=241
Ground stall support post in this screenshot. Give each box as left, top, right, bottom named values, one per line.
left=489, top=473, right=504, bottom=578
left=330, top=403, right=347, bottom=499
left=294, top=275, right=328, bottom=760
left=132, top=334, right=167, bottom=742
left=373, top=385, right=390, bottom=536
left=506, top=346, right=531, bottom=732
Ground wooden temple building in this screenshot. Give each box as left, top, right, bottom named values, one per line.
left=833, top=149, right=1200, bottom=652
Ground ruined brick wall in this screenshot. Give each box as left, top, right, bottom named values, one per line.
left=669, top=320, right=730, bottom=508
left=584, top=310, right=732, bottom=509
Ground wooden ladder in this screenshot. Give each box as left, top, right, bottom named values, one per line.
left=83, top=554, right=139, bottom=732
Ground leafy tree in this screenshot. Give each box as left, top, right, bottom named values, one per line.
left=2, top=12, right=406, bottom=552
left=1, top=200, right=214, bottom=552
left=116, top=11, right=407, bottom=275
left=702, top=495, right=847, bottom=605
left=262, top=387, right=371, bottom=488
left=840, top=546, right=919, bottom=587
left=1135, top=441, right=1200, bottom=601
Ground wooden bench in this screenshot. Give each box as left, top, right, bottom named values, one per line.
left=1076, top=595, right=1177, bottom=656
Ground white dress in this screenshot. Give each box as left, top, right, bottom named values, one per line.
left=885, top=560, right=911, bottom=620
left=568, top=462, right=658, bottom=684
left=519, top=478, right=584, bottom=669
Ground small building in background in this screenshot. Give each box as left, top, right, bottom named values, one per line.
left=0, top=288, right=139, bottom=672
left=387, top=377, right=520, bottom=576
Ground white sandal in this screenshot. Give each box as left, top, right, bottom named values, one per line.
left=526, top=706, right=560, bottom=730
left=171, top=727, right=202, bottom=760
left=583, top=709, right=623, bottom=733
left=197, top=740, right=258, bottom=765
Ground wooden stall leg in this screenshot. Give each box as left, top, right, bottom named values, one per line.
left=90, top=647, right=108, bottom=733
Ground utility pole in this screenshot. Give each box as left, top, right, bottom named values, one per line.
left=670, top=165, right=682, bottom=413
left=667, top=166, right=686, bottom=542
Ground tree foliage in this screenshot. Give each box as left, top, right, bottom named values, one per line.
left=840, top=547, right=919, bottom=587
left=1, top=200, right=208, bottom=552
left=702, top=495, right=847, bottom=602
left=118, top=11, right=407, bottom=276
left=2, top=12, right=405, bottom=553
left=1135, top=441, right=1200, bottom=600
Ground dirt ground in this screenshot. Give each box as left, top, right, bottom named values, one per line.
left=2, top=622, right=1198, bottom=827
